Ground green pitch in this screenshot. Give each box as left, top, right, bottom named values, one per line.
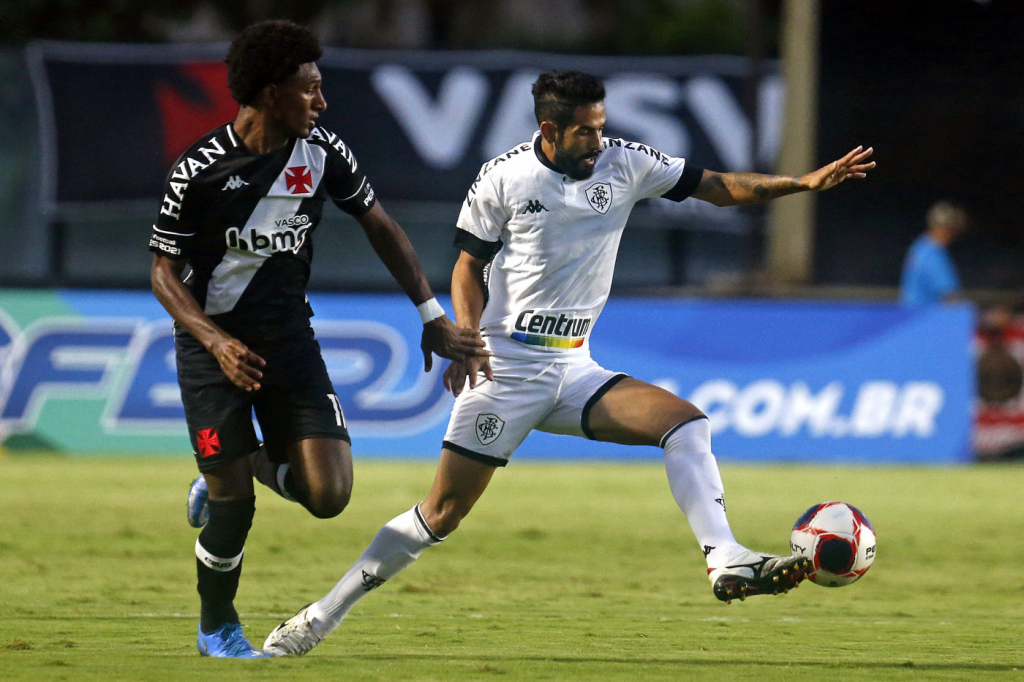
left=0, top=456, right=1021, bottom=681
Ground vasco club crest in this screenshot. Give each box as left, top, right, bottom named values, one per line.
left=476, top=413, right=505, bottom=445
left=585, top=182, right=612, bottom=214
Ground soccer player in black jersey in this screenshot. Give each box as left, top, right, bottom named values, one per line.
left=148, top=20, right=486, bottom=658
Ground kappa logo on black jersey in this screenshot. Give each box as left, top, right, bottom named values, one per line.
left=221, top=175, right=249, bottom=191
left=521, top=199, right=548, bottom=214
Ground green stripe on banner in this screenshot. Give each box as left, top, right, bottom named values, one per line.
left=0, top=290, right=74, bottom=328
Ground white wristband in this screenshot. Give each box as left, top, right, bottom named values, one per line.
left=417, top=297, right=446, bottom=324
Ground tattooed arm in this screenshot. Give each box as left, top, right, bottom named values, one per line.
left=691, top=146, right=875, bottom=207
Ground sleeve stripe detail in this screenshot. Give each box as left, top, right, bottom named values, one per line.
left=338, top=177, right=367, bottom=202
left=662, top=163, right=704, bottom=202
left=152, top=224, right=196, bottom=237
left=453, top=228, right=502, bottom=260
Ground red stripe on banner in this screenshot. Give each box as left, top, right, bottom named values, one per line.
left=155, top=63, right=237, bottom=165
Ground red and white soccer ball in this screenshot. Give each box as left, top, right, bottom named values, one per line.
left=790, top=501, right=876, bottom=587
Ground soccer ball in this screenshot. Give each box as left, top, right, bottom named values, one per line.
left=790, top=501, right=876, bottom=587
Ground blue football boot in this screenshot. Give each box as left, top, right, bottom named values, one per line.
left=197, top=622, right=267, bottom=658
left=187, top=476, right=209, bottom=528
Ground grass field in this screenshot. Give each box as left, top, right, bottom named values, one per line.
left=1, top=455, right=1022, bottom=681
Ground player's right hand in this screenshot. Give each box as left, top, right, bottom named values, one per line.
left=210, top=336, right=266, bottom=392
left=443, top=356, right=494, bottom=397
left=421, top=316, right=489, bottom=371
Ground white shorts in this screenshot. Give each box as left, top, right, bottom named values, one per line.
left=442, top=355, right=627, bottom=466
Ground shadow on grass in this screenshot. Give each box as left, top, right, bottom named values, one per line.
left=320, top=653, right=1021, bottom=673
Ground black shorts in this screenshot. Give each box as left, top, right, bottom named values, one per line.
left=175, top=326, right=350, bottom=473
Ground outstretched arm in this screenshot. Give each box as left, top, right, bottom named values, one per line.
left=355, top=202, right=487, bottom=370
left=691, top=146, right=875, bottom=207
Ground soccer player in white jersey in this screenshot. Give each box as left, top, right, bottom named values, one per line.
left=263, top=70, right=875, bottom=656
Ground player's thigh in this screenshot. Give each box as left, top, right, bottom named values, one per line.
left=252, top=334, right=350, bottom=465
left=285, top=437, right=353, bottom=499
left=203, top=455, right=256, bottom=501
left=176, top=333, right=261, bottom=475
left=586, top=376, right=704, bottom=446
left=442, top=358, right=558, bottom=467
left=420, top=448, right=499, bottom=536
left=535, top=358, right=625, bottom=438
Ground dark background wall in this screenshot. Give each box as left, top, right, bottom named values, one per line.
left=815, top=0, right=1024, bottom=289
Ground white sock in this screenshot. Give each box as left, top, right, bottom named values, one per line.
left=275, top=464, right=296, bottom=502
left=248, top=448, right=295, bottom=502
left=663, top=417, right=743, bottom=568
left=308, top=505, right=443, bottom=636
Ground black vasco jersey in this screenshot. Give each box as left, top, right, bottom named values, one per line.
left=148, top=123, right=376, bottom=346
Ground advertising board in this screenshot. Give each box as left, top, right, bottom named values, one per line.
left=0, top=291, right=973, bottom=463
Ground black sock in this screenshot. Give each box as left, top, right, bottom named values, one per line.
left=196, top=497, right=255, bottom=634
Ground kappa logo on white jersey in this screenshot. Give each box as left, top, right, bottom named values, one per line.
left=585, top=182, right=613, bottom=214
left=521, top=199, right=548, bottom=214
left=221, top=175, right=249, bottom=191
left=476, top=413, right=505, bottom=445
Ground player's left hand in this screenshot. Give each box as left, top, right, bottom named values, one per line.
left=443, top=356, right=494, bottom=397
left=802, top=146, right=875, bottom=192
left=421, top=316, right=489, bottom=372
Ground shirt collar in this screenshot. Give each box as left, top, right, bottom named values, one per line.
left=532, top=133, right=562, bottom=174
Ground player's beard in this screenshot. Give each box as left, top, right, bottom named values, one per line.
left=554, top=145, right=600, bottom=180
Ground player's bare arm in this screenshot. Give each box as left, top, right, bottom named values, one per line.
left=444, top=250, right=494, bottom=396
left=692, top=146, right=875, bottom=207
left=150, top=254, right=265, bottom=392
left=355, top=203, right=487, bottom=371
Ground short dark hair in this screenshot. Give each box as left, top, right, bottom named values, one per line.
left=225, top=20, right=323, bottom=106
left=532, top=71, right=606, bottom=130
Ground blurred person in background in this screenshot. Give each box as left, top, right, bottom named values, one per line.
left=900, top=201, right=968, bottom=306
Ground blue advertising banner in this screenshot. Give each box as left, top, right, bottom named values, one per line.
left=579, top=299, right=975, bottom=463
left=0, top=291, right=973, bottom=463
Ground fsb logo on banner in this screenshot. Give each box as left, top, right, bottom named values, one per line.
left=0, top=292, right=974, bottom=462
left=0, top=292, right=454, bottom=454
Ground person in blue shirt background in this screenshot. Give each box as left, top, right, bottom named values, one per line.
left=900, top=201, right=968, bottom=305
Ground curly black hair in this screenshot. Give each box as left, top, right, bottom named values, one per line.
left=225, top=20, right=323, bottom=106
left=532, top=71, right=606, bottom=130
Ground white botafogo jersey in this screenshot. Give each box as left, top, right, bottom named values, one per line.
left=455, top=133, right=701, bottom=361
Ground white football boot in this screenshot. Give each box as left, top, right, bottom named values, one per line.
left=263, top=604, right=325, bottom=657
left=709, top=549, right=810, bottom=603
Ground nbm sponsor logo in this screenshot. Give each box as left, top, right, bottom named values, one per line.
left=513, top=310, right=591, bottom=338
left=225, top=224, right=309, bottom=254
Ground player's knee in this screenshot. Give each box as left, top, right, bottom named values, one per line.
left=660, top=401, right=706, bottom=442
left=305, top=479, right=351, bottom=519
left=672, top=399, right=705, bottom=424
